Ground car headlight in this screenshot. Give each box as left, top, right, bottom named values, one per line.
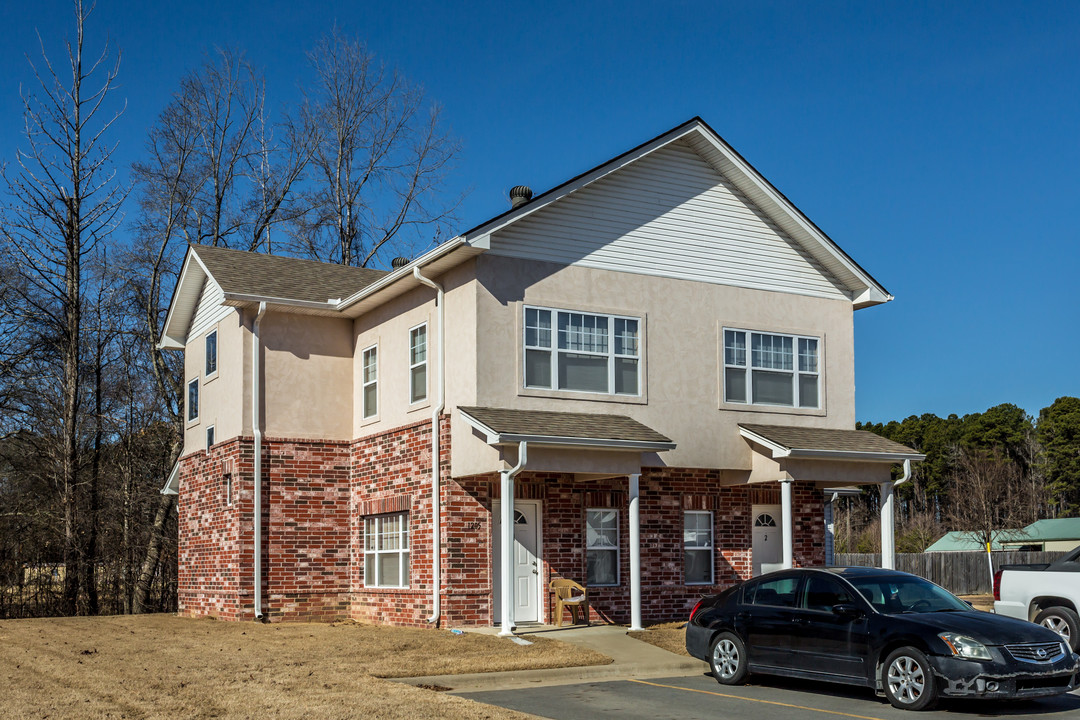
left=939, top=633, right=992, bottom=660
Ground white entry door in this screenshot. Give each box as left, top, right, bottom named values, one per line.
left=752, top=504, right=783, bottom=576
left=493, top=500, right=541, bottom=623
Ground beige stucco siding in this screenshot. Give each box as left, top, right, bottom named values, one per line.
left=182, top=309, right=247, bottom=457
left=452, top=254, right=856, bottom=476
left=261, top=313, right=353, bottom=441
left=351, top=261, right=479, bottom=438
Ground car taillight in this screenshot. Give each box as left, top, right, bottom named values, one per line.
left=992, top=570, right=1003, bottom=601
left=689, top=598, right=705, bottom=622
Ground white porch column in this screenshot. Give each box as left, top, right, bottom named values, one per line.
left=780, top=477, right=794, bottom=569
left=499, top=469, right=515, bottom=636
left=629, top=473, right=642, bottom=631
left=496, top=472, right=514, bottom=634
left=880, top=482, right=896, bottom=570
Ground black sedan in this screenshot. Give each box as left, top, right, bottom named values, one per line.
left=686, top=567, right=1079, bottom=710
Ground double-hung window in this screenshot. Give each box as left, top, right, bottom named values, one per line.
left=586, top=509, right=619, bottom=586
left=684, top=511, right=713, bottom=585
left=524, top=306, right=640, bottom=396
left=187, top=379, right=199, bottom=422
left=409, top=324, right=427, bottom=404
left=364, top=513, right=409, bottom=588
left=362, top=345, right=378, bottom=418
left=723, top=329, right=819, bottom=408
left=205, top=330, right=218, bottom=376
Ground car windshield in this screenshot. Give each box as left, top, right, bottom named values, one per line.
left=846, top=575, right=971, bottom=614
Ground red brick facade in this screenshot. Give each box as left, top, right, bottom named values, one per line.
left=178, top=418, right=826, bottom=626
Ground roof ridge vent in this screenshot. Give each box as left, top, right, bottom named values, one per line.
left=509, top=185, right=533, bottom=209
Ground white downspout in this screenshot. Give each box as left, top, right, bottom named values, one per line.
left=880, top=459, right=911, bottom=571
left=628, top=473, right=642, bottom=631
left=413, top=267, right=445, bottom=625
left=499, top=441, right=528, bottom=637
left=252, top=302, right=267, bottom=620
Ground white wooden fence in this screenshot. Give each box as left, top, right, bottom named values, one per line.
left=833, top=551, right=1066, bottom=595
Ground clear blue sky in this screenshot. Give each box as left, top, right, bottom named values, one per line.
left=2, top=1, right=1078, bottom=424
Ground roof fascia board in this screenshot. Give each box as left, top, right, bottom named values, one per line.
left=459, top=410, right=500, bottom=443
left=739, top=427, right=791, bottom=456
left=159, top=248, right=207, bottom=350
left=461, top=122, right=703, bottom=243
left=690, top=126, right=892, bottom=305
left=785, top=448, right=927, bottom=462
left=335, top=236, right=467, bottom=310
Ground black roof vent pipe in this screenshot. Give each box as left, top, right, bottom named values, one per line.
left=509, top=185, right=533, bottom=209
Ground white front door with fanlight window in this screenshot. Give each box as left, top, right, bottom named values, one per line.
left=492, top=500, right=542, bottom=623
left=752, top=504, right=783, bottom=576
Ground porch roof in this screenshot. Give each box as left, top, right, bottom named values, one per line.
left=739, top=423, right=925, bottom=462
left=459, top=406, right=676, bottom=451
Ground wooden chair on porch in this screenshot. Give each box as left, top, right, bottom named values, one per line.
left=550, top=578, right=590, bottom=627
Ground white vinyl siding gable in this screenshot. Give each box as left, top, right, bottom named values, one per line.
left=490, top=141, right=848, bottom=301
left=190, top=278, right=232, bottom=342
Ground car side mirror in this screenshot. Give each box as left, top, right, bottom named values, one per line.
left=832, top=603, right=863, bottom=619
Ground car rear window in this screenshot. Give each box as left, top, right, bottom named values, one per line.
left=747, top=577, right=800, bottom=607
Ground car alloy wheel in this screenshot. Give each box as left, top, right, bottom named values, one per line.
left=1034, top=606, right=1080, bottom=651
left=709, top=631, right=748, bottom=685
left=883, top=646, right=938, bottom=710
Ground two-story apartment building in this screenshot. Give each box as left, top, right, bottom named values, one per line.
left=160, top=117, right=923, bottom=631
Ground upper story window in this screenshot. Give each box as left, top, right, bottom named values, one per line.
left=409, top=324, right=427, bottom=404
left=187, top=379, right=199, bottom=422
left=524, top=306, right=640, bottom=396
left=362, top=345, right=378, bottom=418
left=723, top=329, right=819, bottom=408
left=205, top=330, right=218, bottom=376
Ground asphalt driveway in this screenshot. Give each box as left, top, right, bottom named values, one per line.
left=458, top=673, right=1080, bottom=720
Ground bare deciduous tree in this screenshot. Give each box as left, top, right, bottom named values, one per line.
left=0, top=0, right=124, bottom=614
left=292, top=30, right=461, bottom=267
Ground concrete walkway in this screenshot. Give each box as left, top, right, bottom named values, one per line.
left=396, top=624, right=707, bottom=692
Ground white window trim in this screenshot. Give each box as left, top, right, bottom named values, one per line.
left=723, top=327, right=820, bottom=409
left=408, top=323, right=428, bottom=405
left=204, top=329, right=218, bottom=379
left=586, top=508, right=620, bottom=587
left=364, top=512, right=410, bottom=588
left=523, top=305, right=642, bottom=398
left=684, top=510, right=714, bottom=586
left=205, top=425, right=215, bottom=449
left=187, top=378, right=199, bottom=423
left=361, top=344, right=378, bottom=420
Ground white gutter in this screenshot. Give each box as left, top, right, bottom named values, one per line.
left=252, top=302, right=267, bottom=620
left=412, top=266, right=445, bottom=625
left=335, top=238, right=466, bottom=311
left=499, top=441, right=528, bottom=636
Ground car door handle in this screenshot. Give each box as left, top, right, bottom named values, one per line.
left=791, top=617, right=809, bottom=625
left=737, top=611, right=750, bottom=620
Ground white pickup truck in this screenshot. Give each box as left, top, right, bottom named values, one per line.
left=994, top=544, right=1080, bottom=651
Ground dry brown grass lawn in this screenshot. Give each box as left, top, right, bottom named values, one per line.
left=0, top=614, right=609, bottom=719
left=627, top=621, right=688, bottom=656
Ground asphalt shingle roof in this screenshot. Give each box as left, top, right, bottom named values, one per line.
left=193, top=245, right=387, bottom=304
left=739, top=423, right=923, bottom=456
left=459, top=406, right=673, bottom=445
